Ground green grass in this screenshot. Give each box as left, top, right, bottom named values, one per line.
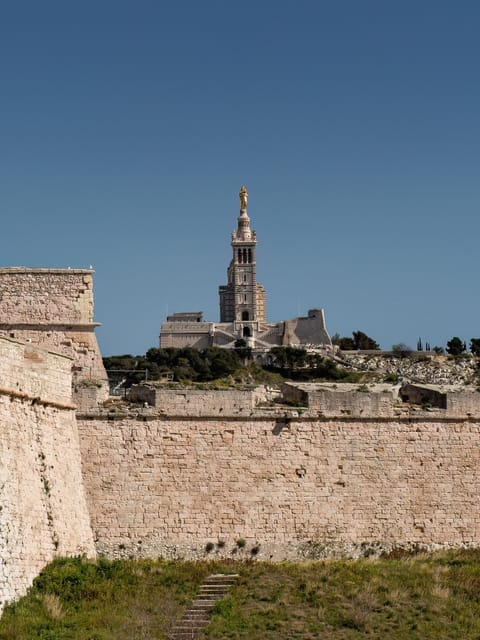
left=0, top=557, right=233, bottom=640
left=3, top=551, right=480, bottom=639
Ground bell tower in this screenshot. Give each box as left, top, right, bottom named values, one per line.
left=219, top=186, right=266, bottom=330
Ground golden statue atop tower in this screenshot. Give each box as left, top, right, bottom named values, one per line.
left=239, top=185, right=248, bottom=211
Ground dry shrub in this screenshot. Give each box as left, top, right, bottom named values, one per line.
left=342, top=585, right=380, bottom=630
left=389, top=587, right=410, bottom=605
left=432, top=566, right=450, bottom=601
left=432, top=584, right=450, bottom=600
left=405, top=551, right=430, bottom=563
left=456, top=574, right=480, bottom=601
left=42, top=593, right=63, bottom=620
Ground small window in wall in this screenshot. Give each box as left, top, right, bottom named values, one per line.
left=243, top=326, right=251, bottom=337
left=244, top=294, right=247, bottom=302
left=243, top=274, right=247, bottom=282
left=242, top=311, right=249, bottom=321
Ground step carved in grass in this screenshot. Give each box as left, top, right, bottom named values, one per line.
left=169, top=573, right=238, bottom=640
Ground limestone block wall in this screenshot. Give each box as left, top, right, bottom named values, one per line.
left=0, top=268, right=107, bottom=393
left=78, top=412, right=480, bottom=560
left=308, top=388, right=397, bottom=418
left=393, top=383, right=480, bottom=417
left=0, top=338, right=95, bottom=611
left=73, top=384, right=106, bottom=412
left=0, top=337, right=72, bottom=406
left=3, top=327, right=108, bottom=386
left=0, top=268, right=94, bottom=324
left=128, top=386, right=269, bottom=415
left=282, top=382, right=398, bottom=418
left=446, top=391, right=480, bottom=416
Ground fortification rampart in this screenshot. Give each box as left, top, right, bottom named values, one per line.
left=3, top=302, right=480, bottom=612
left=0, top=268, right=108, bottom=397
left=128, top=385, right=273, bottom=415
left=281, top=382, right=480, bottom=419
left=0, top=337, right=95, bottom=611
left=78, top=383, right=480, bottom=560
left=127, top=381, right=480, bottom=420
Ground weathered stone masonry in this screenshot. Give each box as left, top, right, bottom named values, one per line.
left=0, top=268, right=108, bottom=397
left=0, top=337, right=95, bottom=610
left=77, top=406, right=480, bottom=561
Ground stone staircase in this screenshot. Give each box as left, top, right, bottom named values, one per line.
left=169, top=573, right=238, bottom=640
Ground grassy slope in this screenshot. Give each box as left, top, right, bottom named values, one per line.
left=1, top=551, right=480, bottom=639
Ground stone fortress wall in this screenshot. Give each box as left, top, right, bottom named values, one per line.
left=0, top=268, right=108, bottom=397
left=77, top=381, right=480, bottom=561
left=3, top=266, right=480, bottom=611
left=0, top=337, right=95, bottom=611
left=78, top=411, right=480, bottom=562
left=0, top=335, right=72, bottom=406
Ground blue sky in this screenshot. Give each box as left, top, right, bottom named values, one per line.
left=1, top=1, right=479, bottom=355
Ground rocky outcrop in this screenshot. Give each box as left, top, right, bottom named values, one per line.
left=338, top=352, right=478, bottom=386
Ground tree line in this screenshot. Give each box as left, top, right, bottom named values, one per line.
left=104, top=333, right=480, bottom=388
left=103, top=347, right=241, bottom=386
left=103, top=345, right=354, bottom=386
left=333, top=332, right=480, bottom=356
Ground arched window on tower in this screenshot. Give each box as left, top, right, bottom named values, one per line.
left=242, top=311, right=249, bottom=321
left=238, top=249, right=242, bottom=263
left=248, top=248, right=252, bottom=263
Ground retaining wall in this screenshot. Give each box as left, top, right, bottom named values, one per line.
left=77, top=410, right=480, bottom=560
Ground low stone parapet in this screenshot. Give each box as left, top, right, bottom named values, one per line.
left=128, top=385, right=270, bottom=416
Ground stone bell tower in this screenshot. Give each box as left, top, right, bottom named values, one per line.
left=219, top=186, right=266, bottom=332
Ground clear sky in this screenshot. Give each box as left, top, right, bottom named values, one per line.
left=1, top=1, right=479, bottom=355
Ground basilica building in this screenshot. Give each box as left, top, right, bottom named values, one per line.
left=159, top=187, right=332, bottom=352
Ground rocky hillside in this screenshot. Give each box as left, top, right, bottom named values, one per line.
left=337, top=352, right=479, bottom=386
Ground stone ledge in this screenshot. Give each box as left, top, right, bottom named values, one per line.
left=0, top=335, right=73, bottom=360
left=0, top=386, right=76, bottom=410
left=0, top=322, right=102, bottom=329
left=76, top=410, right=480, bottom=423
left=0, top=267, right=94, bottom=274
left=94, top=539, right=480, bottom=562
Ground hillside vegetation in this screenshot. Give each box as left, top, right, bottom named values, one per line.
left=2, top=551, right=480, bottom=639
left=103, top=346, right=361, bottom=388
